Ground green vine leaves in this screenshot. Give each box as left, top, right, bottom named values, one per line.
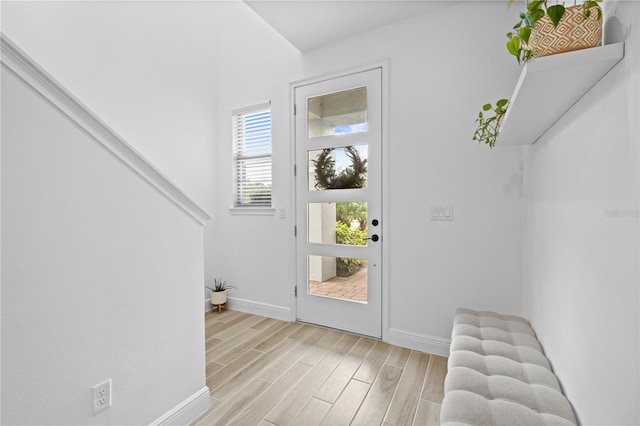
left=476, top=0, right=602, bottom=149
left=506, top=0, right=602, bottom=65
left=312, top=146, right=367, bottom=190
left=472, top=99, right=509, bottom=149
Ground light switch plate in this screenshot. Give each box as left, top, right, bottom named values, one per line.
left=431, top=206, right=454, bottom=221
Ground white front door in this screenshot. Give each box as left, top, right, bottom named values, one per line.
left=294, top=68, right=382, bottom=338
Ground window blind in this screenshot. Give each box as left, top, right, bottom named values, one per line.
left=232, top=103, right=272, bottom=207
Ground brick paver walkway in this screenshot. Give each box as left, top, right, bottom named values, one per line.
left=308, top=266, right=367, bottom=302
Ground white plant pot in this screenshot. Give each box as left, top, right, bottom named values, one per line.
left=210, top=289, right=227, bottom=306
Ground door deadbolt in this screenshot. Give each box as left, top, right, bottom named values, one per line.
left=371, top=219, right=379, bottom=226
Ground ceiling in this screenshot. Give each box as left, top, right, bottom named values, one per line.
left=243, top=0, right=453, bottom=51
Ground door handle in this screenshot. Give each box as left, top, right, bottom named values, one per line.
left=366, top=234, right=380, bottom=242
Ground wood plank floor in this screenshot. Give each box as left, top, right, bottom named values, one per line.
left=193, top=310, right=447, bottom=426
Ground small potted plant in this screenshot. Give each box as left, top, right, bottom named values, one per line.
left=506, top=0, right=603, bottom=64
left=207, top=278, right=236, bottom=313
left=473, top=99, right=509, bottom=149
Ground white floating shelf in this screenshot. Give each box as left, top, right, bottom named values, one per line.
left=496, top=42, right=625, bottom=146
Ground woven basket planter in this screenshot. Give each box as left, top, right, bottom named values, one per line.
left=530, top=4, right=602, bottom=58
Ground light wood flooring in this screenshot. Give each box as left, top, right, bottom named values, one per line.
left=193, top=310, right=447, bottom=426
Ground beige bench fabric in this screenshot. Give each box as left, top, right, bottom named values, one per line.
left=440, top=308, right=577, bottom=425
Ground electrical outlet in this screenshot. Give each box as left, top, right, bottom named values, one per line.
left=92, top=379, right=112, bottom=413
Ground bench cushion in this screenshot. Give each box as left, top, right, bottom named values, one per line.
left=441, top=308, right=577, bottom=425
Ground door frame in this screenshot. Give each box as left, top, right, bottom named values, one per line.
left=288, top=60, right=390, bottom=339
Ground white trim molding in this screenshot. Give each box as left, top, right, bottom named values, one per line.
left=387, top=328, right=451, bottom=357
left=229, top=207, right=276, bottom=216
left=150, top=386, right=210, bottom=426
left=0, top=33, right=212, bottom=225
left=225, top=297, right=291, bottom=321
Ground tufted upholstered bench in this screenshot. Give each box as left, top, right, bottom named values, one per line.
left=440, top=308, right=577, bottom=425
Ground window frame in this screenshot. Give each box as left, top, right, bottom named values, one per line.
left=230, top=102, right=274, bottom=215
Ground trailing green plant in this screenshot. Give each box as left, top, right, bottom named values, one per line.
left=474, top=1, right=602, bottom=148
left=473, top=99, right=509, bottom=149
left=207, top=278, right=237, bottom=292
left=506, top=0, right=602, bottom=64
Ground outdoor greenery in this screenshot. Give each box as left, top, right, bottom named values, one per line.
left=311, top=147, right=368, bottom=275
left=336, top=202, right=367, bottom=231
left=335, top=202, right=367, bottom=277
left=237, top=181, right=271, bottom=206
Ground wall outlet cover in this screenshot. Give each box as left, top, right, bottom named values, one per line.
left=92, top=379, right=112, bottom=414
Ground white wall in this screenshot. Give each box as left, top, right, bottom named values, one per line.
left=1, top=1, right=217, bottom=423
left=1, top=65, right=207, bottom=423
left=205, top=2, right=525, bottom=344
left=8, top=4, right=635, bottom=423
left=521, top=2, right=640, bottom=424
left=3, top=1, right=524, bottom=354
left=0, top=1, right=218, bottom=211
left=204, top=2, right=303, bottom=317
left=301, top=2, right=524, bottom=349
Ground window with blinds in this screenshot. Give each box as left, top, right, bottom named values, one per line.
left=232, top=103, right=272, bottom=207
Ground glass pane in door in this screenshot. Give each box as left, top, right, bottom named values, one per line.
left=308, top=87, right=368, bottom=138
left=308, top=145, right=368, bottom=190
left=308, top=255, right=368, bottom=303
left=308, top=202, right=368, bottom=246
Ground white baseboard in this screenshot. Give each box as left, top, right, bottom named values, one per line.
left=150, top=386, right=210, bottom=426
left=386, top=328, right=451, bottom=357
left=204, top=297, right=291, bottom=321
